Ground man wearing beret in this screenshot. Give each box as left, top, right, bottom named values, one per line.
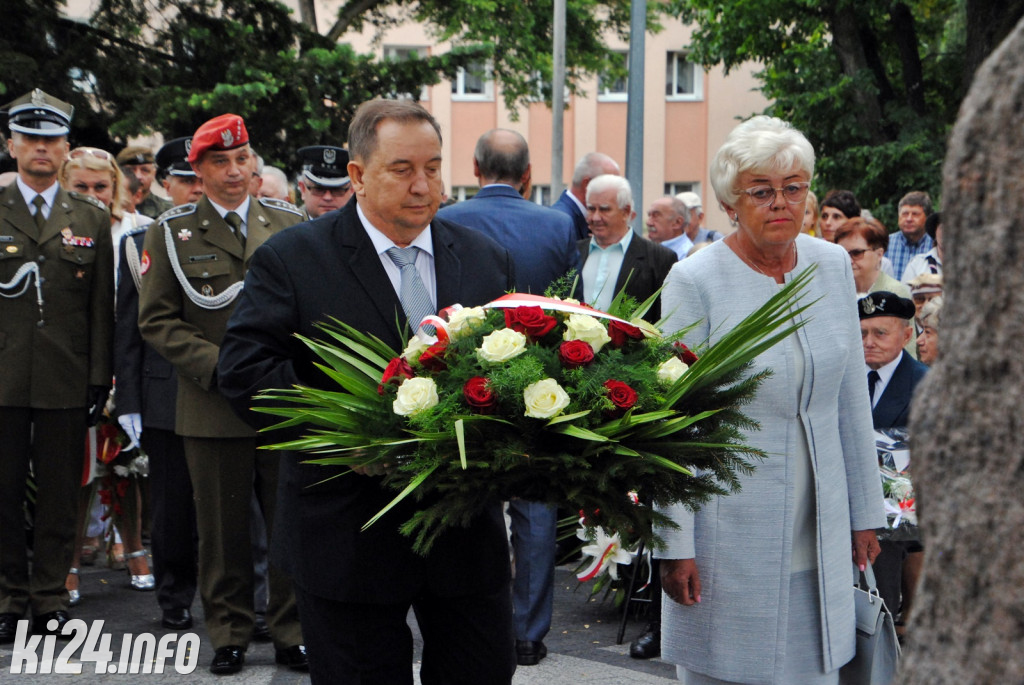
left=118, top=145, right=172, bottom=219
left=138, top=113, right=306, bottom=675
left=296, top=144, right=353, bottom=219
left=858, top=290, right=928, bottom=633
left=0, top=88, right=113, bottom=642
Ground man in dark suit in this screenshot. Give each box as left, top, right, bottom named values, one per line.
left=859, top=291, right=928, bottom=627
left=578, top=174, right=676, bottom=322
left=114, top=137, right=198, bottom=632
left=138, top=114, right=306, bottom=675
left=0, top=89, right=113, bottom=642
left=217, top=100, right=517, bottom=684
left=552, top=152, right=620, bottom=241
left=438, top=128, right=579, bottom=666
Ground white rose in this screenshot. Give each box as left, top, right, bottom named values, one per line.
left=447, top=306, right=487, bottom=339
left=563, top=314, right=612, bottom=353
left=402, top=335, right=429, bottom=361
left=393, top=377, right=440, bottom=416
left=657, top=357, right=690, bottom=386
left=523, top=378, right=571, bottom=419
left=478, top=328, right=528, bottom=363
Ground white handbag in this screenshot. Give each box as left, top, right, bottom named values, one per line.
left=839, top=562, right=901, bottom=685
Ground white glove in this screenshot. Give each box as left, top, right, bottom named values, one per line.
left=118, top=413, right=143, bottom=450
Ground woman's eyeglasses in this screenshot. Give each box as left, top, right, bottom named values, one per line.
left=740, top=182, right=810, bottom=207
left=69, top=147, right=114, bottom=161
left=846, top=248, right=871, bottom=260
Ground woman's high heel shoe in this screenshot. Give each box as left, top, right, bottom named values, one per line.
left=125, top=550, right=155, bottom=591
left=66, top=568, right=81, bottom=606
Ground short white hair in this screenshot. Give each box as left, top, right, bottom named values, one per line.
left=710, top=115, right=815, bottom=206
left=586, top=174, right=632, bottom=209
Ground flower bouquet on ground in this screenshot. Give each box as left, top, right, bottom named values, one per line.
left=875, top=428, right=918, bottom=542
left=256, top=267, right=817, bottom=555
left=91, top=415, right=149, bottom=544
left=570, top=502, right=652, bottom=606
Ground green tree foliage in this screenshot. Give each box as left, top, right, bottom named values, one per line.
left=669, top=0, right=1022, bottom=224
left=0, top=0, right=482, bottom=166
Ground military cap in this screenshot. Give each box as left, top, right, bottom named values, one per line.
left=858, top=291, right=915, bottom=320
left=908, top=273, right=943, bottom=296
left=117, top=145, right=155, bottom=166
left=187, top=114, right=249, bottom=163
left=2, top=88, right=73, bottom=137
left=155, top=137, right=196, bottom=177
left=297, top=145, right=350, bottom=188
left=676, top=191, right=702, bottom=210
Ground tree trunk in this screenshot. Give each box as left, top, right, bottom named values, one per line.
left=828, top=3, right=889, bottom=145
left=297, top=0, right=318, bottom=30
left=963, top=0, right=1024, bottom=95
left=902, top=14, right=1024, bottom=684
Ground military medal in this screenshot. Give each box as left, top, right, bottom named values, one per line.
left=178, top=228, right=192, bottom=241
left=201, top=284, right=214, bottom=296
left=140, top=250, right=151, bottom=275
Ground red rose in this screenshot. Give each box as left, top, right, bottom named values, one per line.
left=378, top=357, right=415, bottom=394
left=674, top=342, right=699, bottom=365
left=603, top=379, right=638, bottom=415
left=463, top=376, right=498, bottom=414
left=418, top=341, right=449, bottom=371
left=558, top=340, right=595, bottom=368
left=504, top=306, right=558, bottom=338
left=608, top=319, right=644, bottom=348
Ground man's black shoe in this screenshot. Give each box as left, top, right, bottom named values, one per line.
left=161, top=608, right=193, bottom=630
left=515, top=639, right=547, bottom=666
left=32, top=611, right=71, bottom=639
left=252, top=614, right=271, bottom=642
left=629, top=622, right=661, bottom=659
left=0, top=613, right=22, bottom=644
left=275, top=644, right=310, bottom=671
left=209, top=646, right=245, bottom=675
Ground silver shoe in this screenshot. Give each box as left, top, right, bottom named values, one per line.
left=125, top=550, right=156, bottom=591
left=67, top=567, right=81, bottom=606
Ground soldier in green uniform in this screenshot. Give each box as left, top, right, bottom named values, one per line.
left=0, top=89, right=114, bottom=642
left=137, top=113, right=306, bottom=675
left=117, top=145, right=172, bottom=219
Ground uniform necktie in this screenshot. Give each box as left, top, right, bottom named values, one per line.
left=224, top=211, right=245, bottom=249
left=868, top=370, right=880, bottom=404
left=32, top=195, right=46, bottom=229
left=386, top=246, right=434, bottom=330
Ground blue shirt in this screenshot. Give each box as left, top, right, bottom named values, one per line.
left=887, top=232, right=933, bottom=282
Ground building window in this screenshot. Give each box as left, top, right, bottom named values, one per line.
left=384, top=46, right=429, bottom=100
left=451, top=186, right=479, bottom=203
left=531, top=185, right=552, bottom=206
left=598, top=52, right=628, bottom=101
left=665, top=182, right=699, bottom=197
left=451, top=60, right=494, bottom=101
left=666, top=52, right=703, bottom=101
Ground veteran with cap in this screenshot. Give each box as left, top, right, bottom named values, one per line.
left=858, top=290, right=928, bottom=628
left=156, top=137, right=203, bottom=207
left=296, top=144, right=353, bottom=218
left=138, top=113, right=306, bottom=675
left=118, top=145, right=172, bottom=219
left=0, top=89, right=114, bottom=642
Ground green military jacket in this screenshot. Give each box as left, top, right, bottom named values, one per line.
left=137, top=195, right=302, bottom=438
left=0, top=183, right=114, bottom=408
left=137, top=193, right=173, bottom=220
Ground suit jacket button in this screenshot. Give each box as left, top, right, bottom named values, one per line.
left=37, top=320, right=45, bottom=328
left=37, top=255, right=45, bottom=263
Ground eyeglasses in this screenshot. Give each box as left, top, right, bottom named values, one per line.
left=307, top=184, right=349, bottom=198
left=69, top=147, right=113, bottom=161
left=740, top=182, right=810, bottom=207
left=847, top=248, right=872, bottom=260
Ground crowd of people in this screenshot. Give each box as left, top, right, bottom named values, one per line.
left=0, top=87, right=940, bottom=684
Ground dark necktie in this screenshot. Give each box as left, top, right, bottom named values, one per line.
left=868, top=370, right=880, bottom=404
left=224, top=211, right=244, bottom=249
left=32, top=195, right=46, bottom=229
left=386, top=246, right=434, bottom=330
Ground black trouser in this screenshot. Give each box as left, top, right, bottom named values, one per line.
left=145, top=427, right=197, bottom=612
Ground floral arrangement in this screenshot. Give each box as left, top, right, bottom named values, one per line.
left=876, top=428, right=918, bottom=540
left=92, top=417, right=148, bottom=541
left=256, top=268, right=816, bottom=554
left=570, top=501, right=652, bottom=605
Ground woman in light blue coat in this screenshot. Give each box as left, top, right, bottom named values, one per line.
left=656, top=116, right=886, bottom=684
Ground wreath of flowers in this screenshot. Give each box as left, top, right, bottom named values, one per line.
left=256, top=268, right=816, bottom=554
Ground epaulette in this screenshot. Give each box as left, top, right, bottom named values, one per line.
left=67, top=191, right=108, bottom=211
left=125, top=224, right=149, bottom=237
left=258, top=196, right=304, bottom=217
left=155, top=203, right=197, bottom=224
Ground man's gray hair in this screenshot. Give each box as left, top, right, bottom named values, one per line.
left=572, top=152, right=618, bottom=188
left=586, top=174, right=632, bottom=209
left=709, top=115, right=815, bottom=206
left=898, top=191, right=933, bottom=215
left=474, top=129, right=529, bottom=184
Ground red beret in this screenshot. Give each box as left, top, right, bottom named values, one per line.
left=187, top=113, right=249, bottom=163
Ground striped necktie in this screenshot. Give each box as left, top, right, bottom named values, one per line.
left=386, top=246, right=434, bottom=330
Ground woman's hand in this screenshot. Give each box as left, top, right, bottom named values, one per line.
left=852, top=529, right=881, bottom=571
left=661, top=558, right=702, bottom=606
